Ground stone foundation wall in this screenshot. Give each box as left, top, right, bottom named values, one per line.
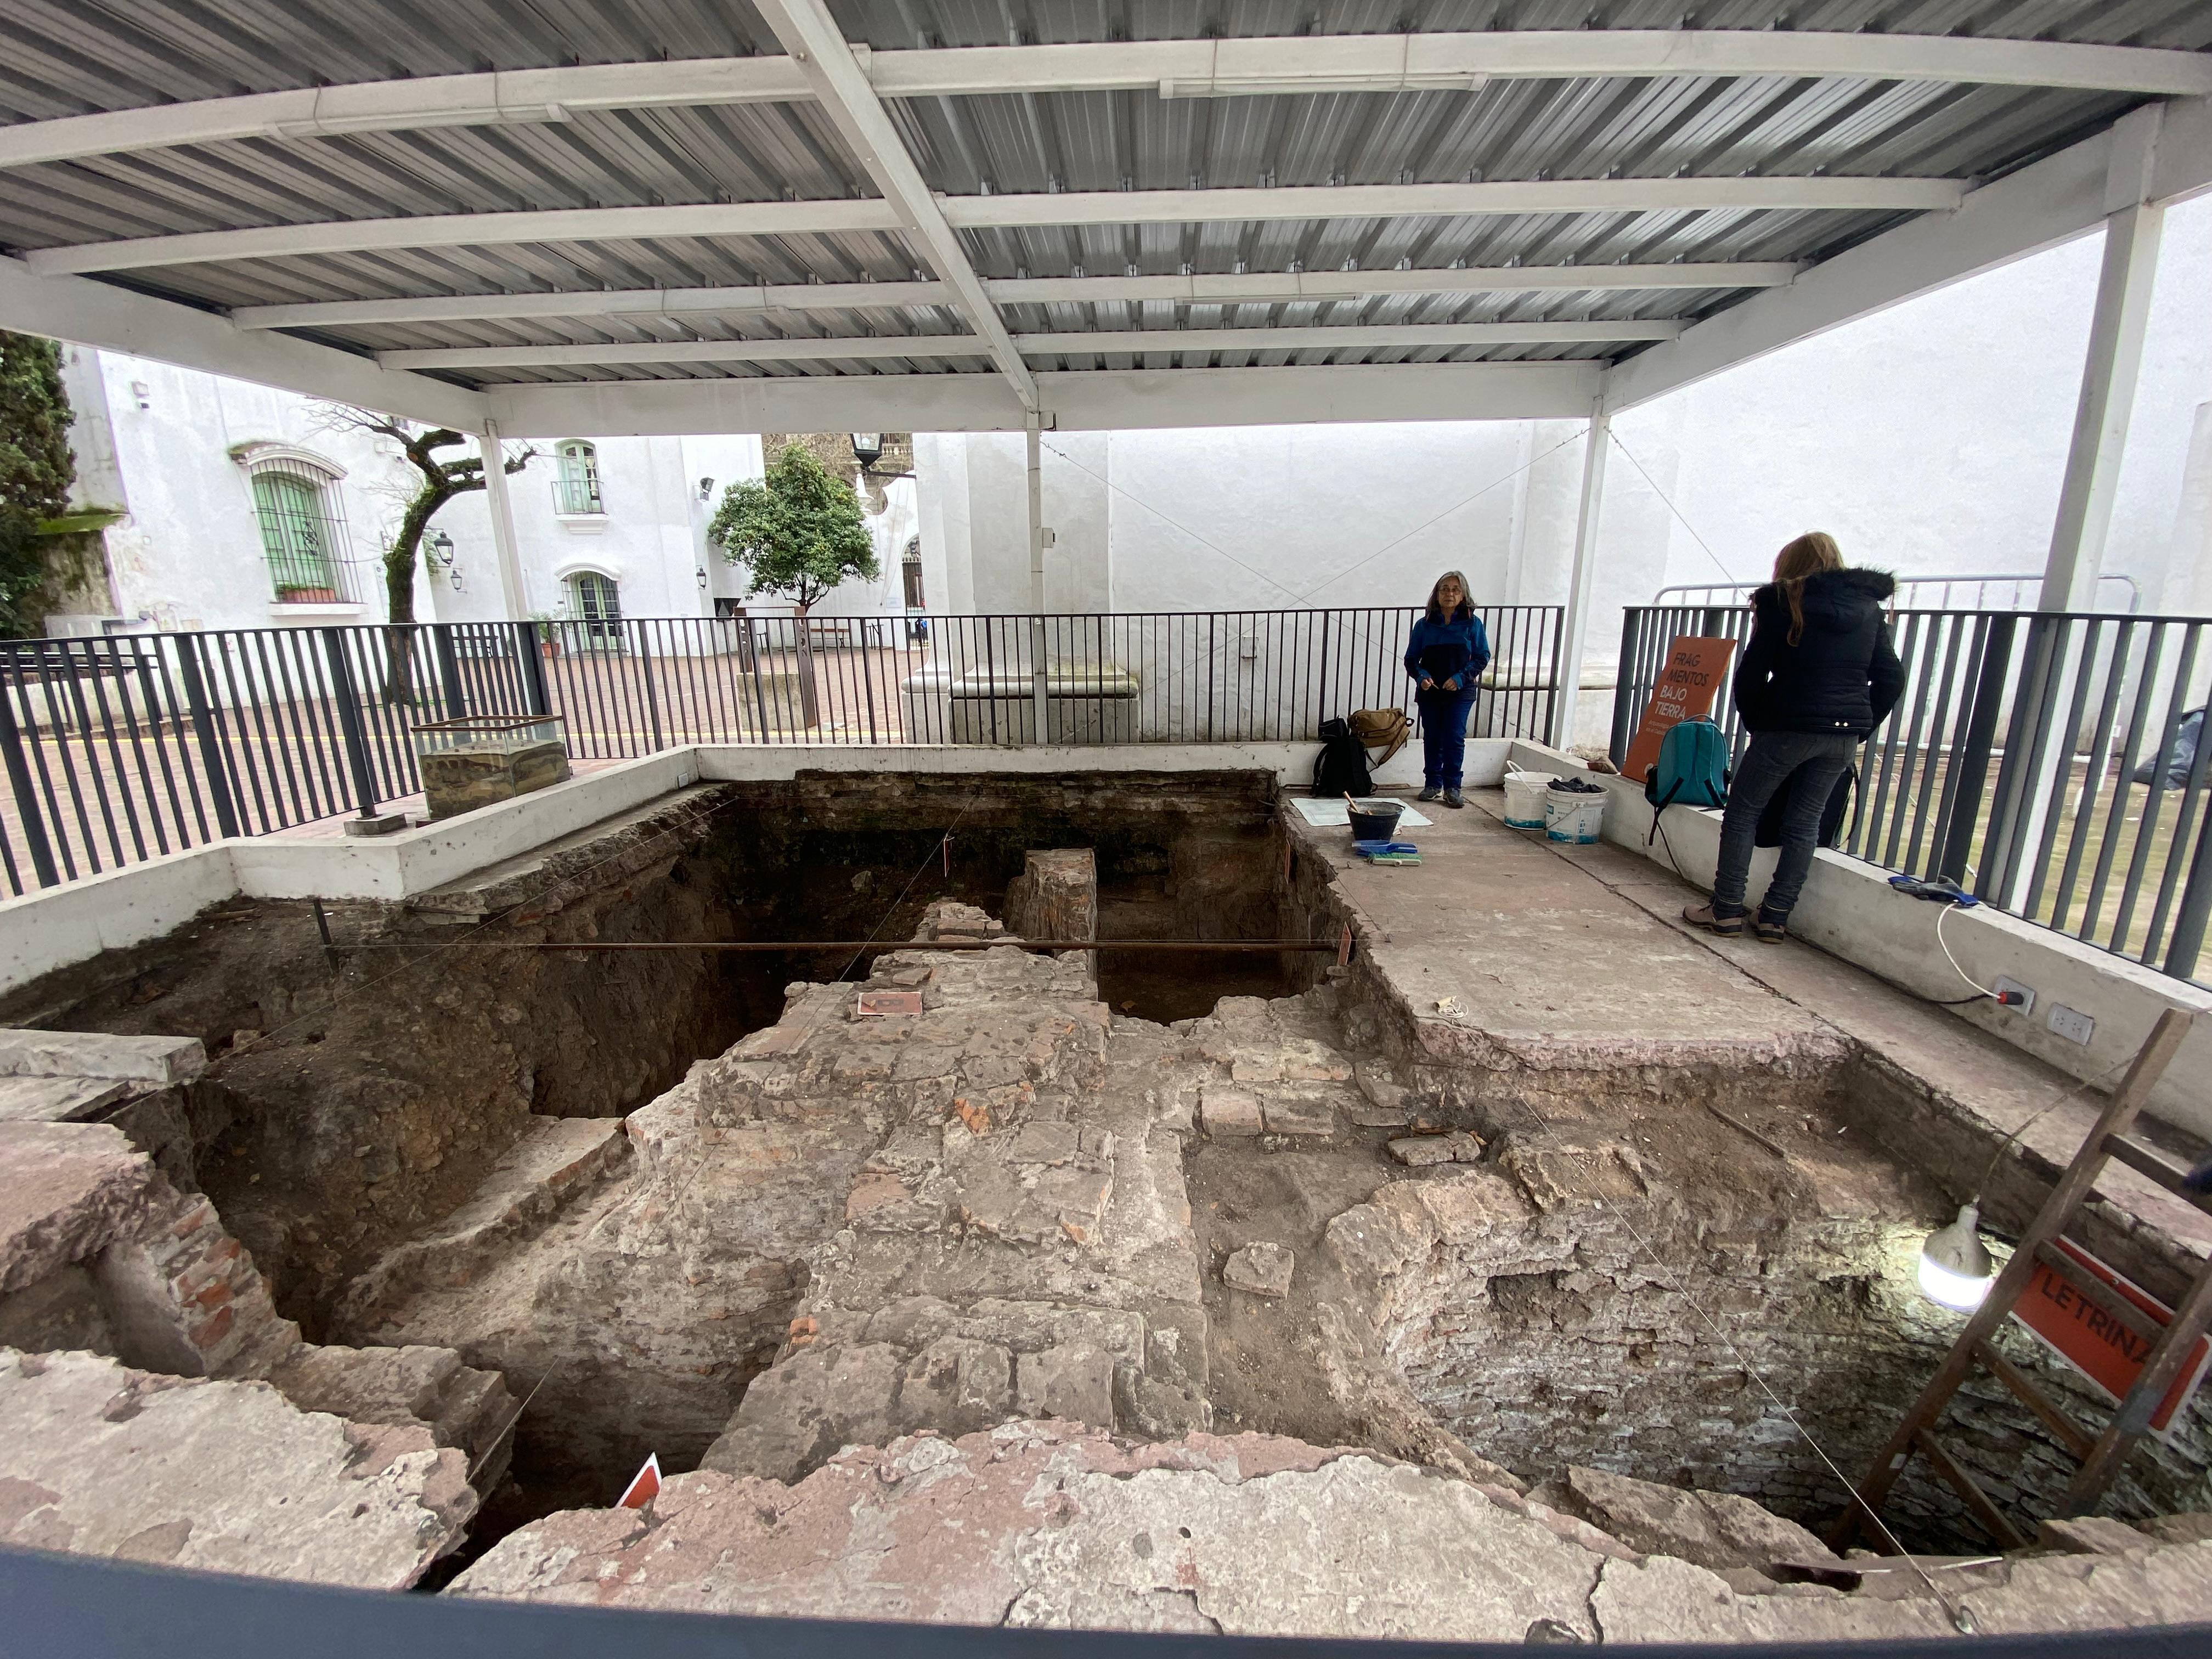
left=0, top=799, right=768, bottom=1335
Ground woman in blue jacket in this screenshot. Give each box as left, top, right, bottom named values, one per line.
left=1403, top=571, right=1490, bottom=808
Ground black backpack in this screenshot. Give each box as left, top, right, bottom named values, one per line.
left=1313, top=717, right=1373, bottom=798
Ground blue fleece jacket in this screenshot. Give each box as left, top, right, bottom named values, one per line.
left=1403, top=612, right=1491, bottom=693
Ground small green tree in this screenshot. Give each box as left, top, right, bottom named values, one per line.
left=0, top=331, right=78, bottom=638
left=708, top=442, right=878, bottom=612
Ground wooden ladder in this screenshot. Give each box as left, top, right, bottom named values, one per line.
left=1831, top=1007, right=2211, bottom=1551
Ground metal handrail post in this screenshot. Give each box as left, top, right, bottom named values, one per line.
left=637, top=624, right=667, bottom=751
left=321, top=629, right=382, bottom=821
left=173, top=634, right=241, bottom=839
left=1937, top=614, right=2017, bottom=888
left=0, top=656, right=60, bottom=887
left=2163, top=802, right=2212, bottom=981
left=514, top=620, right=553, bottom=717
left=1978, top=613, right=2062, bottom=901
left=1607, top=609, right=1641, bottom=769
left=431, top=623, right=466, bottom=718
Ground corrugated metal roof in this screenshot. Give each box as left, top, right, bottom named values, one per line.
left=2, top=0, right=2208, bottom=388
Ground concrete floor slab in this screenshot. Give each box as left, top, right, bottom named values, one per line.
left=1289, top=791, right=1839, bottom=1071
left=1456, top=788, right=2212, bottom=1285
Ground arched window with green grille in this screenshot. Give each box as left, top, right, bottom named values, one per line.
left=566, top=571, right=623, bottom=651
left=252, top=469, right=344, bottom=601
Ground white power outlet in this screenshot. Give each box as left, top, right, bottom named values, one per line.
left=2048, top=1003, right=2096, bottom=1046
left=1993, top=977, right=2036, bottom=1015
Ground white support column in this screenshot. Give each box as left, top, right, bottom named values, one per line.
left=2042, top=104, right=2166, bottom=614
left=1027, top=413, right=1050, bottom=742
left=1550, top=398, right=1612, bottom=753
left=1990, top=108, right=2166, bottom=909
left=481, top=421, right=527, bottom=617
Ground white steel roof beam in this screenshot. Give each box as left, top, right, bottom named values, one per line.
left=4, top=33, right=2207, bottom=172
left=746, top=0, right=1036, bottom=409
left=943, top=177, right=1963, bottom=230
left=373, top=318, right=1684, bottom=369
left=483, top=359, right=1603, bottom=437
left=0, top=255, right=486, bottom=428
left=23, top=200, right=904, bottom=276
left=26, top=182, right=1950, bottom=277
left=228, top=262, right=1796, bottom=330
left=1600, top=96, right=2212, bottom=413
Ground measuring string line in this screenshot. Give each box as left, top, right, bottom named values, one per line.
left=324, top=939, right=1339, bottom=953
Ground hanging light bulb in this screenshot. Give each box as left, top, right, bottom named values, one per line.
left=1918, top=1203, right=1995, bottom=1311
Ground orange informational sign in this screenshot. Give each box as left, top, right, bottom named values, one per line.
left=2015, top=1238, right=2211, bottom=1440
left=618, top=1452, right=663, bottom=1509
left=1622, top=636, right=1739, bottom=785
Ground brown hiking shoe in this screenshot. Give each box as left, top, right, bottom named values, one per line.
left=1682, top=903, right=1744, bottom=937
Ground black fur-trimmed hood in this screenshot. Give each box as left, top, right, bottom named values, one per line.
left=1751, top=566, right=1895, bottom=608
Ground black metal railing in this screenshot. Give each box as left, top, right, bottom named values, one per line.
left=0, top=606, right=1559, bottom=895
left=551, top=476, right=605, bottom=515
left=1611, top=604, right=2212, bottom=981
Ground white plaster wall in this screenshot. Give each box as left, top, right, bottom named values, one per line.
left=1611, top=193, right=2212, bottom=610
left=808, top=472, right=921, bottom=622
left=923, top=422, right=1611, bottom=619
left=50, top=358, right=781, bottom=639
left=912, top=433, right=962, bottom=617
left=70, top=348, right=426, bottom=633
left=916, top=417, right=1684, bottom=697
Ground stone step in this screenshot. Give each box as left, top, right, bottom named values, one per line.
left=335, top=1116, right=630, bottom=1325
left=0, top=1348, right=476, bottom=1591
left=0, top=1029, right=206, bottom=1085
left=0, top=1075, right=129, bottom=1124
left=267, top=1341, right=518, bottom=1491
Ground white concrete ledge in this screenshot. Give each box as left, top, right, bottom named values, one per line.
left=1508, top=740, right=2212, bottom=1138
left=0, top=750, right=698, bottom=995
left=688, top=738, right=1509, bottom=791
left=227, top=749, right=702, bottom=901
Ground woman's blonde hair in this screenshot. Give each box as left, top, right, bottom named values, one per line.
left=1773, top=532, right=1843, bottom=646
left=1426, top=569, right=1473, bottom=623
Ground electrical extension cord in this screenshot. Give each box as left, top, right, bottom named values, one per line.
left=1884, top=876, right=2028, bottom=1007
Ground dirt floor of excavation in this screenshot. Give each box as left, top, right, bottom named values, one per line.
left=1184, top=1132, right=1401, bottom=1445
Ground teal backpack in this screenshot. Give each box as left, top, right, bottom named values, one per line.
left=1644, top=718, right=1730, bottom=844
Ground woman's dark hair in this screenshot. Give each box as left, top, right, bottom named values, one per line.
left=1425, top=569, right=1474, bottom=623
left=1773, top=532, right=1843, bottom=646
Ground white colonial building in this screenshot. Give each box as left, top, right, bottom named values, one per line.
left=45, top=354, right=917, bottom=640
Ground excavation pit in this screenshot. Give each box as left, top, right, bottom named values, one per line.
left=4, top=768, right=2211, bottom=1630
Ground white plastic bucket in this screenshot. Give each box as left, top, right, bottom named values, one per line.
left=1502, top=771, right=1556, bottom=829
left=1544, top=785, right=1607, bottom=844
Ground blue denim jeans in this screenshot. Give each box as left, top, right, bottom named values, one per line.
left=1711, top=730, right=1858, bottom=921
left=1417, top=689, right=1477, bottom=789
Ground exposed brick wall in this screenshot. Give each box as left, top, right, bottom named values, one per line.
left=94, top=1185, right=297, bottom=1378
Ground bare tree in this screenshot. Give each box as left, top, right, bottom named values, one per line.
left=314, top=407, right=536, bottom=627
left=313, top=407, right=536, bottom=703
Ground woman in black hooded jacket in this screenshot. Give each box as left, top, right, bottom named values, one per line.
left=1684, top=532, right=1906, bottom=940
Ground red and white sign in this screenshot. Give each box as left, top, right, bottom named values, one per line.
left=617, top=1452, right=662, bottom=1509
left=1621, top=636, right=1737, bottom=785
left=856, top=990, right=924, bottom=1018
left=2013, top=1238, right=2211, bottom=1440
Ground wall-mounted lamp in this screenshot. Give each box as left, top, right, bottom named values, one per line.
left=850, top=432, right=884, bottom=469
left=427, top=529, right=456, bottom=568
left=696, top=566, right=709, bottom=590
left=698, top=476, right=715, bottom=501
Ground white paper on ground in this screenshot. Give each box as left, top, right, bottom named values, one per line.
left=1290, top=798, right=1434, bottom=829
